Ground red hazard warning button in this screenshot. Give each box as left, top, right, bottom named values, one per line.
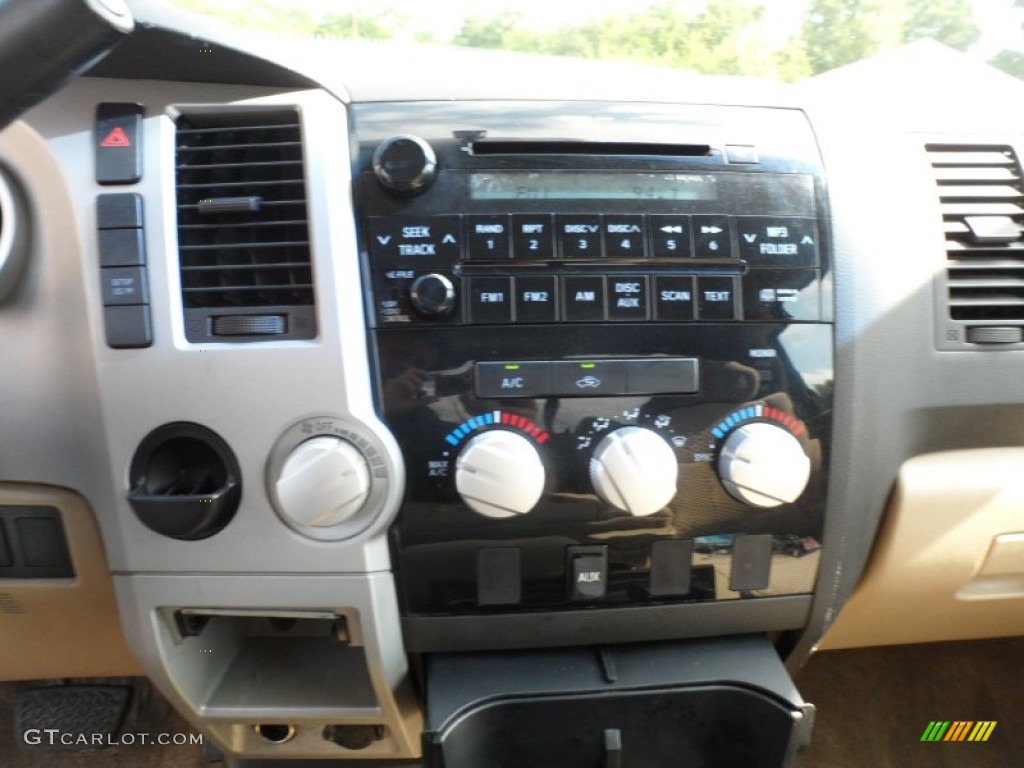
left=96, top=103, right=143, bottom=184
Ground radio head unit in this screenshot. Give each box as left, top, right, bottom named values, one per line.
left=352, top=101, right=833, bottom=652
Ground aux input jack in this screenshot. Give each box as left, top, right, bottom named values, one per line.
left=254, top=724, right=296, bottom=745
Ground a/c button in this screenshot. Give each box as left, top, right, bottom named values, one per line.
left=475, top=361, right=550, bottom=398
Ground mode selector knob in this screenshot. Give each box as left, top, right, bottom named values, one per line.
left=410, top=273, right=456, bottom=318
left=275, top=436, right=371, bottom=527
left=717, top=422, right=810, bottom=508
left=590, top=427, right=678, bottom=517
left=372, top=134, right=437, bottom=195
left=456, top=430, right=546, bottom=519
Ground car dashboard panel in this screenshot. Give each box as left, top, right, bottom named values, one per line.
left=0, top=6, right=1022, bottom=767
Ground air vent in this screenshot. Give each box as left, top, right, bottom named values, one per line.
left=928, top=143, right=1024, bottom=344
left=175, top=109, right=316, bottom=342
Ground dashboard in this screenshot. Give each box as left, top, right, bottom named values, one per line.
left=1, top=2, right=1023, bottom=766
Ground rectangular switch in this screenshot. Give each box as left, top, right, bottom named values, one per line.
left=567, top=545, right=608, bottom=601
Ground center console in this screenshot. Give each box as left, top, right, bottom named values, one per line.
left=354, top=101, right=833, bottom=654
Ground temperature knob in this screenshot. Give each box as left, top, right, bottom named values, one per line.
left=590, top=427, right=678, bottom=517
left=717, top=422, right=810, bottom=508
left=372, top=134, right=437, bottom=195
left=275, top=436, right=371, bottom=527
left=410, top=273, right=456, bottom=318
left=456, top=430, right=545, bottom=519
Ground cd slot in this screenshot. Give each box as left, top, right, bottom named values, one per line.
left=471, top=140, right=713, bottom=157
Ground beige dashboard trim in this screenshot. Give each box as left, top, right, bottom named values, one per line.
left=821, top=448, right=1024, bottom=649
left=0, top=484, right=142, bottom=680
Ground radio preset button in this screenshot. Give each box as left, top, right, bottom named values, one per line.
left=512, top=214, right=555, bottom=260
left=738, top=216, right=818, bottom=267
left=469, top=276, right=513, bottom=323
left=476, top=361, right=550, bottom=398
left=465, top=214, right=510, bottom=259
left=743, top=269, right=820, bottom=321
left=697, top=276, right=738, bottom=320
left=562, top=275, right=606, bottom=321
left=608, top=276, right=649, bottom=321
left=551, top=360, right=627, bottom=396
left=693, top=215, right=734, bottom=258
left=368, top=215, right=461, bottom=265
left=649, top=214, right=692, bottom=258
left=603, top=215, right=646, bottom=258
left=558, top=214, right=602, bottom=258
left=654, top=276, right=695, bottom=321
left=515, top=276, right=558, bottom=323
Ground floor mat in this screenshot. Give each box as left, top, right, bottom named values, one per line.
left=795, top=637, right=1024, bottom=768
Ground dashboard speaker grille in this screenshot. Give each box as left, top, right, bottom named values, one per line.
left=174, top=109, right=315, bottom=342
left=928, top=144, right=1024, bottom=325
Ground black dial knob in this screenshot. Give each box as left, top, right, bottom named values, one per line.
left=410, top=273, right=456, bottom=318
left=372, top=134, right=437, bottom=195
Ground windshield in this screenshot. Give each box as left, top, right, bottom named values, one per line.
left=168, top=0, right=1023, bottom=81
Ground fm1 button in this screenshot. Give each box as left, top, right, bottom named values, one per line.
left=475, top=362, right=550, bottom=398
left=568, top=545, right=608, bottom=600
left=469, top=277, right=512, bottom=323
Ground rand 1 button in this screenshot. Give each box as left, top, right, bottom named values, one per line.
left=693, top=215, right=734, bottom=258
left=465, top=214, right=511, bottom=259
left=649, top=214, right=692, bottom=258
left=654, top=276, right=695, bottom=321
left=603, top=215, right=646, bottom=258
left=697, top=276, right=738, bottom=320
left=515, top=276, right=558, bottom=323
left=550, top=360, right=627, bottom=396
left=743, top=269, right=820, bottom=321
left=512, top=214, right=555, bottom=259
left=607, top=276, right=649, bottom=321
left=557, top=214, right=602, bottom=258
left=367, top=215, right=461, bottom=265
left=475, top=362, right=551, bottom=398
left=737, top=216, right=819, bottom=267
left=562, top=276, right=606, bottom=321
left=469, top=276, right=513, bottom=323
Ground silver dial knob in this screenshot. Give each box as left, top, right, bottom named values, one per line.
left=717, top=422, right=810, bottom=508
left=372, top=134, right=437, bottom=195
left=410, top=273, right=456, bottom=318
left=275, top=436, right=371, bottom=527
left=590, top=427, right=678, bottom=517
left=455, top=430, right=546, bottom=519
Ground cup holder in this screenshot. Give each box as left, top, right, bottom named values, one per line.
left=128, top=422, right=242, bottom=540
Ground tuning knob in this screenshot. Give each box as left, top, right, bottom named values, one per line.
left=590, top=427, right=678, bottom=517
left=717, top=422, right=810, bottom=508
left=455, top=430, right=545, bottom=519
left=410, top=273, right=456, bottom=318
left=275, top=436, right=371, bottom=527
left=372, top=134, right=437, bottom=195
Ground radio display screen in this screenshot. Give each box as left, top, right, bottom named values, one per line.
left=469, top=172, right=719, bottom=201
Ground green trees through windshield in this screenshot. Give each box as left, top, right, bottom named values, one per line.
left=171, top=0, right=1021, bottom=81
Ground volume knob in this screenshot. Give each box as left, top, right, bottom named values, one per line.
left=372, top=134, right=437, bottom=195
left=717, top=422, right=810, bottom=508
left=455, top=430, right=546, bottom=519
left=410, top=273, right=456, bottom=318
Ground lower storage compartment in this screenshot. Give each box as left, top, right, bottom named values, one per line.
left=424, top=635, right=812, bottom=768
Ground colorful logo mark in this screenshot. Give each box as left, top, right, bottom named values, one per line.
left=920, top=721, right=997, bottom=742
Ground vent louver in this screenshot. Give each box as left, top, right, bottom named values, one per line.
left=928, top=144, right=1024, bottom=340
left=175, top=109, right=316, bottom=342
